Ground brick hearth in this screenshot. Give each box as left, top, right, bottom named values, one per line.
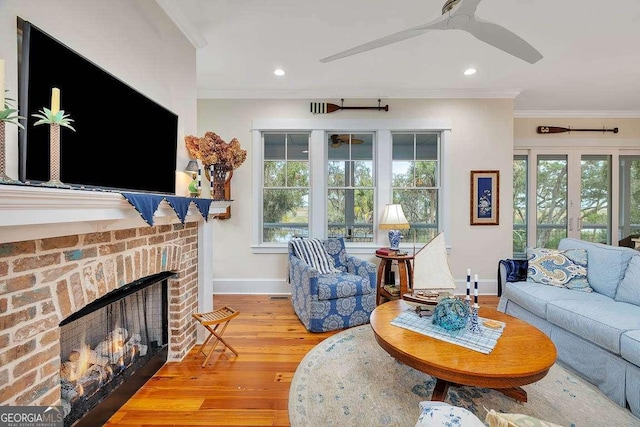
left=0, top=186, right=219, bottom=408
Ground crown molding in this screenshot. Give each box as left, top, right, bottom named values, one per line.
left=197, top=88, right=522, bottom=100
left=513, top=110, right=640, bottom=118
left=155, top=0, right=208, bottom=49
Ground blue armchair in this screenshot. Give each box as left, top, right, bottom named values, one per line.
left=288, top=237, right=377, bottom=332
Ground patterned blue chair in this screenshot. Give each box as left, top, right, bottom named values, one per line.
left=288, top=237, right=376, bottom=332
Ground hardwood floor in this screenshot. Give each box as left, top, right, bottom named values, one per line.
left=106, top=294, right=499, bottom=426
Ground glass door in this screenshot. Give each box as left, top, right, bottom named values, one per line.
left=530, top=150, right=612, bottom=249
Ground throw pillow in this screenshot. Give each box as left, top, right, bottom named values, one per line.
left=416, top=402, right=485, bottom=427
left=290, top=238, right=341, bottom=274
left=526, top=247, right=593, bottom=292
left=614, top=254, right=640, bottom=306
left=485, top=409, right=564, bottom=427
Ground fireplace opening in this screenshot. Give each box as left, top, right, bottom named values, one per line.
left=59, top=272, right=173, bottom=427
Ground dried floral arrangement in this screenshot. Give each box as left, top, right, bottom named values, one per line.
left=184, top=131, right=247, bottom=170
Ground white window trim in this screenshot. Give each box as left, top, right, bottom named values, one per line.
left=251, top=118, right=452, bottom=254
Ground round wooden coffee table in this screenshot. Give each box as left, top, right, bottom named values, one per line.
left=370, top=299, right=557, bottom=402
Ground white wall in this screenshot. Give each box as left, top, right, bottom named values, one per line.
left=0, top=0, right=198, bottom=186
left=198, top=98, right=516, bottom=295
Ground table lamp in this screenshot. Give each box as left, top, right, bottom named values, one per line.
left=379, top=204, right=410, bottom=250
left=185, top=160, right=199, bottom=197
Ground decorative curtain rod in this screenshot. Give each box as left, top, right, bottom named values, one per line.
left=537, top=126, right=619, bottom=134
left=311, top=98, right=389, bottom=114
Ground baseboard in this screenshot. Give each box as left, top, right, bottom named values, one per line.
left=212, top=278, right=291, bottom=294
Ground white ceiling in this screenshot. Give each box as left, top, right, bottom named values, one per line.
left=158, top=0, right=640, bottom=116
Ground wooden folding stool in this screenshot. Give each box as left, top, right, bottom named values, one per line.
left=192, top=306, right=239, bottom=367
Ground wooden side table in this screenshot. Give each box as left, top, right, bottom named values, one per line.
left=375, top=252, right=414, bottom=305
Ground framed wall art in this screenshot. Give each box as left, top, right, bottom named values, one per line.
left=470, top=170, right=499, bottom=225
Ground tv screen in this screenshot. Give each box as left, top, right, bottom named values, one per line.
left=18, top=19, right=178, bottom=194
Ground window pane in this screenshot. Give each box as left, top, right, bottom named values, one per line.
left=353, top=161, right=373, bottom=187
left=536, top=155, right=567, bottom=248
left=392, top=133, right=414, bottom=160
left=392, top=161, right=413, bottom=186
left=263, top=189, right=309, bottom=242
left=287, top=133, right=309, bottom=160
left=264, top=133, right=285, bottom=160
left=415, top=160, right=437, bottom=187
left=328, top=161, right=345, bottom=187
left=416, top=134, right=438, bottom=160
left=513, top=155, right=528, bottom=255
left=580, top=155, right=611, bottom=244
left=393, top=189, right=438, bottom=243
left=264, top=161, right=285, bottom=187
left=288, top=161, right=309, bottom=187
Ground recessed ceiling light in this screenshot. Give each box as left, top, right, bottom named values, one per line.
left=464, top=68, right=477, bottom=76
left=274, top=68, right=285, bottom=76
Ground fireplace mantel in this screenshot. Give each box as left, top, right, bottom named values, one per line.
left=0, top=185, right=230, bottom=244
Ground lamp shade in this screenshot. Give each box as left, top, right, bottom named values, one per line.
left=185, top=160, right=199, bottom=173
left=379, top=204, right=410, bottom=230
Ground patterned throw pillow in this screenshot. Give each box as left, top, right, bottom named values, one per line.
left=416, top=402, right=485, bottom=427
left=290, top=238, right=341, bottom=274
left=526, top=247, right=592, bottom=292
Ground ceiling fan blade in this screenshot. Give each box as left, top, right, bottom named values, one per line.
left=464, top=17, right=543, bottom=64
left=448, top=0, right=482, bottom=16
left=320, top=15, right=448, bottom=63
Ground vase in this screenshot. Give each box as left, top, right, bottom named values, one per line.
left=44, top=123, right=68, bottom=187
left=0, top=121, right=17, bottom=183
left=208, top=163, right=230, bottom=200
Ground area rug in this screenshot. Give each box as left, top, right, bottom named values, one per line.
left=289, top=325, right=640, bottom=427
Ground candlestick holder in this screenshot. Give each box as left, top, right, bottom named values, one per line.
left=469, top=304, right=481, bottom=334
left=0, top=121, right=18, bottom=183
left=464, top=295, right=471, bottom=312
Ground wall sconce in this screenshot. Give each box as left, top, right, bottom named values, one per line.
left=379, top=204, right=410, bottom=250
left=185, top=160, right=200, bottom=197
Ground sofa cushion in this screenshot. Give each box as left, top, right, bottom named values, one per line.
left=317, top=273, right=372, bottom=301
left=615, top=253, right=640, bottom=306
left=621, top=330, right=640, bottom=366
left=502, top=281, right=610, bottom=319
left=291, top=238, right=341, bottom=274
left=546, top=299, right=640, bottom=354
left=558, top=238, right=636, bottom=298
left=527, top=247, right=592, bottom=292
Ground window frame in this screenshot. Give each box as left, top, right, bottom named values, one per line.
left=251, top=118, right=452, bottom=254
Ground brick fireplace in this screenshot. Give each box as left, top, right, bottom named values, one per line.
left=0, top=185, right=220, bottom=410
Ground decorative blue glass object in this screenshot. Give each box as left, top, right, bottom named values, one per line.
left=432, top=297, right=470, bottom=331
left=388, top=230, right=402, bottom=250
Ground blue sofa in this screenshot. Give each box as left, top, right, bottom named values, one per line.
left=498, top=238, right=640, bottom=417
left=288, top=237, right=377, bottom=332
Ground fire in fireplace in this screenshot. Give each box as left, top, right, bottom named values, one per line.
left=59, top=272, right=171, bottom=427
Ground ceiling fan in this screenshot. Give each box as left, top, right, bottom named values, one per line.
left=320, top=0, right=543, bottom=65
left=330, top=134, right=364, bottom=148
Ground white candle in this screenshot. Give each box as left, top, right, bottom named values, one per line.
left=0, top=58, right=5, bottom=109
left=51, top=87, right=60, bottom=114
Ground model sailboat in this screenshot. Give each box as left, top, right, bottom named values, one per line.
left=402, top=232, right=456, bottom=313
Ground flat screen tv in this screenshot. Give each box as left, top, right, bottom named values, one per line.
left=18, top=18, right=178, bottom=194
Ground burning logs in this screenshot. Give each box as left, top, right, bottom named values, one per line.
left=60, top=326, right=145, bottom=417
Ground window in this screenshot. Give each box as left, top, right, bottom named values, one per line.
left=513, top=154, right=528, bottom=256
left=262, top=133, right=310, bottom=243
left=327, top=133, right=375, bottom=242
left=252, top=119, right=451, bottom=251
left=392, top=132, right=440, bottom=243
